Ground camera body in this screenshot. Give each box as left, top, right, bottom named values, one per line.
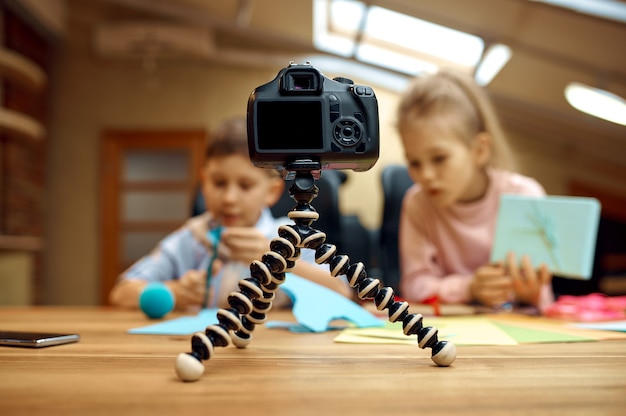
left=247, top=62, right=379, bottom=173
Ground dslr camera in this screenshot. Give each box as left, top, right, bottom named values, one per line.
left=247, top=62, right=379, bottom=173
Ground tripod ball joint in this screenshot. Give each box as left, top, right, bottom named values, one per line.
left=431, top=340, right=457, bottom=367
left=175, top=352, right=205, bottom=382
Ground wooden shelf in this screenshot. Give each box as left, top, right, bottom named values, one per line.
left=0, top=107, right=45, bottom=140
left=0, top=47, right=47, bottom=90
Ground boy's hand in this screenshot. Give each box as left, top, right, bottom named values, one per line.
left=220, top=227, right=271, bottom=265
left=471, top=263, right=513, bottom=307
left=167, top=270, right=207, bottom=308
left=507, top=253, right=551, bottom=306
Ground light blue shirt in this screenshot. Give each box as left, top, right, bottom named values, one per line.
left=121, top=208, right=321, bottom=307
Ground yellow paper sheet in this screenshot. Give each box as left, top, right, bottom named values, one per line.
left=335, top=316, right=518, bottom=346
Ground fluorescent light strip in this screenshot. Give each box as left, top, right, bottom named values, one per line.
left=565, top=82, right=626, bottom=126
left=530, top=0, right=626, bottom=24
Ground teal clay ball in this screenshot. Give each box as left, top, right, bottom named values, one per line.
left=139, top=282, right=175, bottom=319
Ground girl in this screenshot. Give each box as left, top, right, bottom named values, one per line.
left=396, top=69, right=554, bottom=311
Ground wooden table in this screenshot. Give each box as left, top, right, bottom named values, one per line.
left=1, top=307, right=625, bottom=415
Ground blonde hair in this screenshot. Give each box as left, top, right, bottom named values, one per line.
left=397, top=69, right=515, bottom=170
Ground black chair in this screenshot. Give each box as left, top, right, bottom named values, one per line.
left=191, top=186, right=206, bottom=217
left=340, top=214, right=374, bottom=270
left=378, top=165, right=413, bottom=293
left=273, top=170, right=377, bottom=271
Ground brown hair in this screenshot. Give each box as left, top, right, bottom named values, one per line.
left=397, top=69, right=515, bottom=170
left=205, top=117, right=279, bottom=177
left=205, top=116, right=249, bottom=160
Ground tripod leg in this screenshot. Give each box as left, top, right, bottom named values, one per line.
left=175, top=231, right=302, bottom=381
left=295, top=213, right=457, bottom=368
left=175, top=171, right=455, bottom=382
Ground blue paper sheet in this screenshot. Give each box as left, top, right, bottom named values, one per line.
left=128, top=274, right=383, bottom=335
left=129, top=308, right=218, bottom=335
left=572, top=320, right=626, bottom=332
left=275, top=274, right=383, bottom=332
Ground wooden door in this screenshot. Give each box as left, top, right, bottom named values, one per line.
left=100, top=130, right=207, bottom=304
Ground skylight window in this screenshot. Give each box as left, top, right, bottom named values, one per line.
left=313, top=0, right=491, bottom=80
left=474, top=44, right=513, bottom=86
left=357, top=7, right=484, bottom=71
left=312, top=0, right=625, bottom=126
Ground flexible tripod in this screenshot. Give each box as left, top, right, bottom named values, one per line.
left=175, top=163, right=457, bottom=382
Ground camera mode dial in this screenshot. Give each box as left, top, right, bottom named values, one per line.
left=333, top=76, right=354, bottom=85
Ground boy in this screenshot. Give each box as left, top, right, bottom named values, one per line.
left=109, top=117, right=351, bottom=310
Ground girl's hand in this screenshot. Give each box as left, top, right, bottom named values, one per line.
left=471, top=263, right=513, bottom=307
left=220, top=227, right=271, bottom=265
left=507, top=253, right=552, bottom=306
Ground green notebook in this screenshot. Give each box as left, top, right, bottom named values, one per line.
left=490, top=194, right=601, bottom=280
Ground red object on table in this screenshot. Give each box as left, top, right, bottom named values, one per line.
left=422, top=295, right=441, bottom=317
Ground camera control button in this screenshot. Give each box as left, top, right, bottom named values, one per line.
left=354, top=86, right=374, bottom=96
left=333, top=119, right=362, bottom=147
left=329, top=94, right=340, bottom=122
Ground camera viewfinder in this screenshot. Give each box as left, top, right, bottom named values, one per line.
left=282, top=70, right=322, bottom=94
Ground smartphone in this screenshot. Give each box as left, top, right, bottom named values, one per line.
left=0, top=331, right=80, bottom=348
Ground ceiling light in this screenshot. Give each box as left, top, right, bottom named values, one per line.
left=565, top=82, right=626, bottom=126
left=530, top=0, right=626, bottom=24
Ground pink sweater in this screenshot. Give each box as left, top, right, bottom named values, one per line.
left=399, top=168, right=554, bottom=309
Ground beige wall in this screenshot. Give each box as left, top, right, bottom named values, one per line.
left=43, top=2, right=626, bottom=306
left=0, top=252, right=34, bottom=305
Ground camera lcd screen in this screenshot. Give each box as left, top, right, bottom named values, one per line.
left=256, top=101, right=324, bottom=150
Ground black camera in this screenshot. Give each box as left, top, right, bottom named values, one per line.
left=247, top=62, right=379, bottom=173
